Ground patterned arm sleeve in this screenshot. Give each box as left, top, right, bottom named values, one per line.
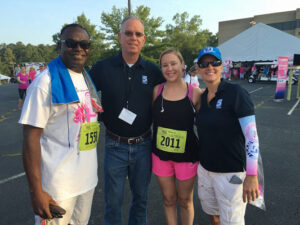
left=238, top=115, right=259, bottom=175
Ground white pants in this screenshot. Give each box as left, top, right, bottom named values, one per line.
left=35, top=188, right=95, bottom=225
left=197, top=163, right=246, bottom=225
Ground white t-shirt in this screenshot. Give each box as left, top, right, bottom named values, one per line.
left=19, top=68, right=98, bottom=201
left=184, top=74, right=199, bottom=87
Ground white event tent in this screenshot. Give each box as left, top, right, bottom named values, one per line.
left=0, top=74, right=10, bottom=82
left=218, top=23, right=300, bottom=62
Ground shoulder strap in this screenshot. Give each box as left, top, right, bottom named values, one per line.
left=188, top=84, right=193, bottom=101
left=156, top=82, right=165, bottom=98
left=187, top=83, right=196, bottom=113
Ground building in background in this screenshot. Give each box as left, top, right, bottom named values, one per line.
left=218, top=8, right=300, bottom=45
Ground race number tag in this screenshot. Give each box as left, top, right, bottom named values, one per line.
left=156, top=126, right=187, bottom=153
left=79, top=122, right=100, bottom=151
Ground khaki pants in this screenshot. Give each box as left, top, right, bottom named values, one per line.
left=197, top=163, right=247, bottom=225
left=34, top=188, right=95, bottom=225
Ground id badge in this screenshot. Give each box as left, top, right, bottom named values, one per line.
left=118, top=108, right=137, bottom=125
left=79, top=122, right=100, bottom=151
left=156, top=126, right=187, bottom=153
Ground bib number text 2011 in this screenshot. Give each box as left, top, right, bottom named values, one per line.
left=156, top=126, right=187, bottom=153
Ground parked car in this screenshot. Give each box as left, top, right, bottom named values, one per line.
left=248, top=62, right=298, bottom=84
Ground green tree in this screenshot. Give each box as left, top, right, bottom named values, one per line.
left=206, top=31, right=218, bottom=47
left=0, top=6, right=219, bottom=73
left=76, top=13, right=108, bottom=68
left=135, top=6, right=165, bottom=63
left=0, top=56, right=4, bottom=75
left=100, top=6, right=126, bottom=52
left=22, top=44, right=43, bottom=62
left=2, top=47, right=16, bottom=76
left=0, top=42, right=56, bottom=75
left=37, top=44, right=57, bottom=63
left=164, top=12, right=216, bottom=67
left=0, top=44, right=7, bottom=65
left=13, top=42, right=26, bottom=63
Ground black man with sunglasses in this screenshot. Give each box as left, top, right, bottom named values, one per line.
left=20, top=24, right=101, bottom=225
left=195, top=47, right=261, bottom=225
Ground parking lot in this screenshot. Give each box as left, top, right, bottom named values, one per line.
left=0, top=81, right=299, bottom=225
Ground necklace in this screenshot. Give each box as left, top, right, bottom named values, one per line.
left=160, top=98, right=164, bottom=113
left=160, top=84, right=165, bottom=113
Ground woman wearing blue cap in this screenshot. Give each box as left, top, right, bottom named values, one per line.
left=195, top=46, right=260, bottom=225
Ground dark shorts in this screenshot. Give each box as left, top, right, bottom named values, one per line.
left=18, top=89, right=27, bottom=99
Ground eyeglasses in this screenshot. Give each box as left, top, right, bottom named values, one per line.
left=197, top=60, right=222, bottom=68
left=122, top=31, right=144, bottom=38
left=61, top=39, right=90, bottom=50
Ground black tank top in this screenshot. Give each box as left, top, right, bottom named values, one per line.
left=152, top=83, right=199, bottom=162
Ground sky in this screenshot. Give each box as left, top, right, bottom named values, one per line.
left=0, top=0, right=299, bottom=45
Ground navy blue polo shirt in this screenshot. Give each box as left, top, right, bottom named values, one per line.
left=195, top=79, right=254, bottom=172
left=89, top=53, right=163, bottom=137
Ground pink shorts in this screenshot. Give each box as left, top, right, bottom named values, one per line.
left=152, top=153, right=198, bottom=180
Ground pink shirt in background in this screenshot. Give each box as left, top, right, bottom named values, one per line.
left=29, top=70, right=36, bottom=82
left=240, top=67, right=247, bottom=73
left=17, top=73, right=29, bottom=89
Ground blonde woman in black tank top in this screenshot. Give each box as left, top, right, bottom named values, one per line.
left=152, top=49, right=203, bottom=225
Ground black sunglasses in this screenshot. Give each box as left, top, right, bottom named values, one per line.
left=197, top=60, right=222, bottom=68
left=61, top=39, right=90, bottom=50
left=123, top=31, right=144, bottom=38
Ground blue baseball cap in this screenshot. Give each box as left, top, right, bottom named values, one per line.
left=197, top=46, right=222, bottom=62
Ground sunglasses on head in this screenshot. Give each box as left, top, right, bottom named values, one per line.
left=197, top=60, right=222, bottom=68
left=61, top=39, right=90, bottom=50
left=123, top=31, right=144, bottom=38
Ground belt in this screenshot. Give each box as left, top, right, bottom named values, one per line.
left=106, top=129, right=151, bottom=145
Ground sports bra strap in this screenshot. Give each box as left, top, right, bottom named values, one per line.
left=156, top=82, right=165, bottom=98
left=188, top=84, right=193, bottom=101
left=156, top=82, right=193, bottom=101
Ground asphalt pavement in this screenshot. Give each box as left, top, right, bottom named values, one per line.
left=0, top=81, right=299, bottom=225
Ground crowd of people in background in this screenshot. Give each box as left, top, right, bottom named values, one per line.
left=14, top=63, right=46, bottom=109
left=221, top=62, right=279, bottom=81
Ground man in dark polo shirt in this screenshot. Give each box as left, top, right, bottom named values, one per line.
left=89, top=16, right=163, bottom=225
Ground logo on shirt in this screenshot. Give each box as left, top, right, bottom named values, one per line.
left=142, top=75, right=148, bottom=84
left=73, top=92, right=97, bottom=124
left=216, top=99, right=223, bottom=109
left=204, top=47, right=214, bottom=53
